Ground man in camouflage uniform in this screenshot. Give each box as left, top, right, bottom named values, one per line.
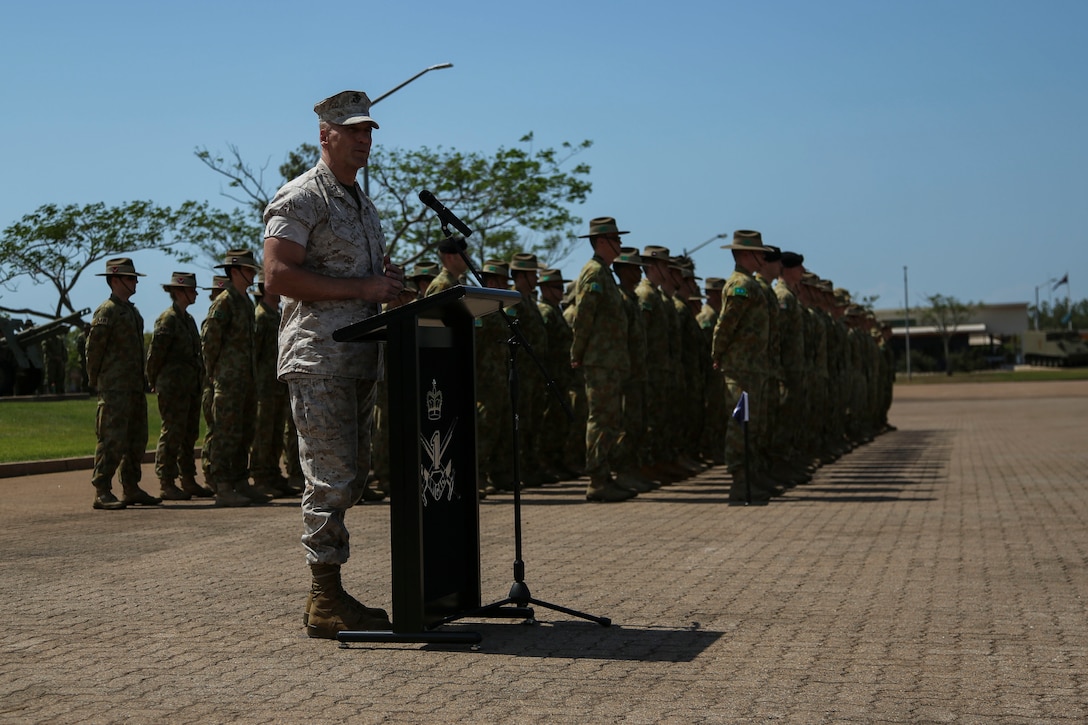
left=424, top=243, right=468, bottom=297
left=711, top=231, right=779, bottom=504
left=146, top=272, right=211, bottom=501
left=507, top=253, right=553, bottom=487
left=202, top=249, right=268, bottom=507
left=571, top=217, right=635, bottom=502
left=264, top=90, right=404, bottom=638
left=44, top=332, right=67, bottom=394
left=773, top=251, right=813, bottom=482
left=611, top=248, right=655, bottom=492
left=250, top=275, right=296, bottom=497
left=86, top=257, right=160, bottom=510
left=476, top=260, right=515, bottom=493
left=698, top=278, right=726, bottom=464
left=537, top=268, right=577, bottom=481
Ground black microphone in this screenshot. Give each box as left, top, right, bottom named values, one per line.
left=418, top=190, right=474, bottom=238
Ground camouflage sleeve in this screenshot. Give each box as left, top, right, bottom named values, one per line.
left=144, top=311, right=174, bottom=386
left=201, top=298, right=227, bottom=381
left=711, top=288, right=747, bottom=366
left=85, top=305, right=112, bottom=388
left=570, top=271, right=602, bottom=365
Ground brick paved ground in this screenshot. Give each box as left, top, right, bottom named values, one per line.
left=1, top=380, right=1086, bottom=723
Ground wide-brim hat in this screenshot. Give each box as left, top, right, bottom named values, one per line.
left=722, top=229, right=774, bottom=251
left=613, top=247, right=648, bottom=267
left=214, top=249, right=261, bottom=271
left=539, top=268, right=569, bottom=285
left=96, top=257, right=145, bottom=277
left=481, top=259, right=510, bottom=279
left=163, top=271, right=198, bottom=291
left=577, top=216, right=629, bottom=239
left=642, top=245, right=671, bottom=261
left=203, top=275, right=231, bottom=291
left=314, top=90, right=380, bottom=128
left=704, top=277, right=726, bottom=291
left=509, top=253, right=545, bottom=272
left=407, top=261, right=440, bottom=280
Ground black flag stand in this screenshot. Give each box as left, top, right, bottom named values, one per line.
left=433, top=225, right=611, bottom=629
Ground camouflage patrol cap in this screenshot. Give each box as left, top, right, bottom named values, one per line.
left=509, top=253, right=545, bottom=272
left=314, top=90, right=380, bottom=128
left=162, top=271, right=198, bottom=291
left=407, top=261, right=440, bottom=281
left=577, top=216, right=629, bottom=238
left=613, top=247, right=648, bottom=267
left=96, top=257, right=146, bottom=277
left=722, top=230, right=773, bottom=251
left=704, top=277, right=726, bottom=291
left=214, top=249, right=261, bottom=271
left=481, top=259, right=510, bottom=279
left=800, top=272, right=821, bottom=286
left=818, top=279, right=834, bottom=293
left=642, top=245, right=671, bottom=260
left=781, top=251, right=804, bottom=268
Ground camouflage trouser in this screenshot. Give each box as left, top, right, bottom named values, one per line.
left=700, top=366, right=727, bottom=460
left=564, top=371, right=587, bottom=472
left=515, top=361, right=546, bottom=471
left=477, top=382, right=512, bottom=484
left=722, top=374, right=769, bottom=475
left=200, top=384, right=214, bottom=478
left=250, top=387, right=288, bottom=485
left=287, top=375, right=377, bottom=566
left=643, top=367, right=670, bottom=464
left=92, top=390, right=147, bottom=493
left=204, top=379, right=255, bottom=488
left=582, top=365, right=625, bottom=478
left=154, top=386, right=200, bottom=481
left=538, top=380, right=570, bottom=471
left=614, top=379, right=646, bottom=471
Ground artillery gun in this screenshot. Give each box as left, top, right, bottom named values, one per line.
left=0, top=309, right=91, bottom=395
left=1023, top=329, right=1088, bottom=368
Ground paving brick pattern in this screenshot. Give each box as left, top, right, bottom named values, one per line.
left=1, top=380, right=1086, bottom=723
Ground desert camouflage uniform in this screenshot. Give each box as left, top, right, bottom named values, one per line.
left=264, top=159, right=385, bottom=565
left=571, top=255, right=629, bottom=481
left=146, top=301, right=203, bottom=483
left=87, top=295, right=147, bottom=496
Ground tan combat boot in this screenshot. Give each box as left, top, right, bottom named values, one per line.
left=585, top=475, right=637, bottom=503
left=306, top=564, right=391, bottom=638
left=121, top=483, right=162, bottom=506
left=179, top=475, right=214, bottom=498
left=213, top=479, right=251, bottom=508
left=159, top=478, right=191, bottom=501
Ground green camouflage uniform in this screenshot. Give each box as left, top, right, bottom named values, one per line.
left=475, top=305, right=513, bottom=488
left=636, top=278, right=670, bottom=465
left=87, top=295, right=147, bottom=496
left=505, top=290, right=549, bottom=482
left=571, top=255, right=629, bottom=480
left=697, top=303, right=725, bottom=462
left=711, top=265, right=773, bottom=497
left=201, top=286, right=256, bottom=490
left=146, top=301, right=203, bottom=483
left=773, top=280, right=807, bottom=469
left=614, top=285, right=647, bottom=469
left=250, top=299, right=288, bottom=488
left=538, top=296, right=574, bottom=474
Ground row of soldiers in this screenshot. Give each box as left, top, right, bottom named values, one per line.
left=86, top=251, right=300, bottom=510
left=384, top=220, right=895, bottom=504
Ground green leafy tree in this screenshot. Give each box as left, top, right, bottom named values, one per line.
left=195, top=133, right=592, bottom=268
left=0, top=201, right=253, bottom=318
left=921, top=293, right=975, bottom=376
left=1029, top=297, right=1087, bottom=330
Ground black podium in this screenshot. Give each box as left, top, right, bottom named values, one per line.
left=332, top=285, right=521, bottom=644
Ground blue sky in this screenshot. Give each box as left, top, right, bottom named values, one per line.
left=2, top=0, right=1085, bottom=327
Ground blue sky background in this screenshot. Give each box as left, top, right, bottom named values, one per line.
left=2, top=0, right=1085, bottom=327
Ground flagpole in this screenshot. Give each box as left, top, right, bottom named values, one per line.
left=903, top=266, right=912, bottom=382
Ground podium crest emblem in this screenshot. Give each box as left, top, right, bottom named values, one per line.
left=426, top=379, right=443, bottom=421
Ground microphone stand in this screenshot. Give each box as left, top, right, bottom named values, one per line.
left=434, top=225, right=610, bottom=629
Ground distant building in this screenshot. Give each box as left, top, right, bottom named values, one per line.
left=874, top=302, right=1029, bottom=370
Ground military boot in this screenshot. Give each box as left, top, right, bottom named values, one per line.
left=306, top=563, right=391, bottom=638
left=179, top=475, right=214, bottom=498
left=92, top=488, right=126, bottom=510
left=614, top=470, right=654, bottom=493
left=238, top=480, right=273, bottom=504
left=585, top=475, right=637, bottom=503
left=159, top=478, right=191, bottom=501
left=121, top=483, right=162, bottom=506
left=213, top=479, right=251, bottom=508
